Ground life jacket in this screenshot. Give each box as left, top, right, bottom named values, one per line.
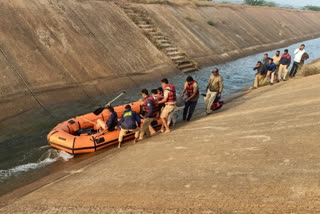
left=166, top=84, right=176, bottom=103
left=152, top=95, right=162, bottom=113
left=186, top=81, right=199, bottom=98
left=211, top=101, right=224, bottom=111
left=143, top=96, right=157, bottom=117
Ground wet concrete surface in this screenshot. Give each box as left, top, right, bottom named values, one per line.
left=1, top=73, right=320, bottom=213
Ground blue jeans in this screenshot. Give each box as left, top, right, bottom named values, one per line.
left=183, top=101, right=197, bottom=121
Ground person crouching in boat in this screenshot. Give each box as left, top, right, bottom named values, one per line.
left=139, top=89, right=157, bottom=140
left=95, top=106, right=118, bottom=137
left=106, top=106, right=118, bottom=131
left=118, top=105, right=141, bottom=148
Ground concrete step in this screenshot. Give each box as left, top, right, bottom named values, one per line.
left=160, top=43, right=172, bottom=48
left=174, top=59, right=190, bottom=65
left=170, top=55, right=185, bottom=61
left=142, top=28, right=156, bottom=32
left=149, top=32, right=161, bottom=36
left=181, top=67, right=199, bottom=73
left=156, top=39, right=169, bottom=44
left=137, top=21, right=149, bottom=25
left=166, top=47, right=178, bottom=52
left=178, top=63, right=195, bottom=69
left=138, top=24, right=152, bottom=28
left=126, top=12, right=137, bottom=16
left=153, top=35, right=166, bottom=40
left=132, top=16, right=148, bottom=21
left=123, top=8, right=134, bottom=12
left=167, top=51, right=181, bottom=56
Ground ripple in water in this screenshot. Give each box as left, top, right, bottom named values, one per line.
left=0, top=149, right=73, bottom=180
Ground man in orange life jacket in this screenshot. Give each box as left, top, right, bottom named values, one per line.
left=158, top=78, right=176, bottom=133
left=181, top=76, right=199, bottom=121
left=139, top=89, right=156, bottom=140
left=151, top=89, right=162, bottom=117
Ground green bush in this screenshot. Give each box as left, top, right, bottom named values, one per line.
left=303, top=5, right=320, bottom=11
left=207, top=20, right=215, bottom=26
left=244, top=0, right=276, bottom=7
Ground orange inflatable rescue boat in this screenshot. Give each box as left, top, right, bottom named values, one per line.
left=47, top=101, right=162, bottom=154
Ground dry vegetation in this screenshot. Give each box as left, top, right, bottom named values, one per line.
left=301, top=59, right=320, bottom=77
left=125, top=0, right=216, bottom=7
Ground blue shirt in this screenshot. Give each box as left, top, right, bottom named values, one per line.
left=144, top=98, right=154, bottom=118
left=106, top=111, right=118, bottom=131
left=119, top=110, right=141, bottom=130
left=264, top=62, right=276, bottom=73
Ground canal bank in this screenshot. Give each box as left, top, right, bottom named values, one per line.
left=1, top=70, right=320, bottom=213
left=1, top=37, right=320, bottom=197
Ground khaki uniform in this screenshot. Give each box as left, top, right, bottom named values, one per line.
left=272, top=55, right=281, bottom=80
left=139, top=118, right=153, bottom=140
left=205, top=75, right=223, bottom=113
left=119, top=128, right=140, bottom=142
left=254, top=74, right=268, bottom=88
left=278, top=64, right=289, bottom=80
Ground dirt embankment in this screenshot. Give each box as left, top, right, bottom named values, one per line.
left=1, top=0, right=320, bottom=120
left=301, top=59, right=320, bottom=76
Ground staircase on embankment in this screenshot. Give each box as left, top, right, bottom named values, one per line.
left=116, top=2, right=199, bottom=73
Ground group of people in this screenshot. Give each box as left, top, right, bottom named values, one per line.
left=91, top=44, right=310, bottom=148
left=97, top=69, right=224, bottom=148
left=253, top=44, right=309, bottom=88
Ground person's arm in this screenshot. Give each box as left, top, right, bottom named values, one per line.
left=106, top=115, right=113, bottom=128
left=287, top=56, right=291, bottom=68
left=218, top=77, right=223, bottom=96
left=294, top=48, right=299, bottom=54
left=135, top=112, right=141, bottom=127
left=118, top=114, right=124, bottom=128
left=185, top=83, right=198, bottom=102
left=181, top=82, right=187, bottom=97
left=206, top=76, right=212, bottom=91
left=271, top=64, right=276, bottom=72
left=144, top=99, right=153, bottom=118
left=158, top=88, right=169, bottom=104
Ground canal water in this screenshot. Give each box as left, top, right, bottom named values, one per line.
left=1, top=38, right=320, bottom=196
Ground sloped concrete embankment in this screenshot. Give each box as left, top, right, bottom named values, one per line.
left=1, top=73, right=320, bottom=213
left=1, top=0, right=320, bottom=120
left=301, top=59, right=320, bottom=76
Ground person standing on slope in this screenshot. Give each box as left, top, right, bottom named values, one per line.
left=278, top=49, right=291, bottom=81
left=205, top=68, right=223, bottom=115
left=289, top=44, right=306, bottom=78
left=158, top=78, right=176, bottom=133
left=272, top=50, right=281, bottom=82
left=181, top=76, right=199, bottom=122
left=139, top=89, right=157, bottom=140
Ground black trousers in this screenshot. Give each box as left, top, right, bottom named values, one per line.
left=289, top=62, right=300, bottom=77
left=183, top=100, right=197, bottom=121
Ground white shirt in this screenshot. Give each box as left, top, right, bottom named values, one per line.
left=294, top=48, right=306, bottom=63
